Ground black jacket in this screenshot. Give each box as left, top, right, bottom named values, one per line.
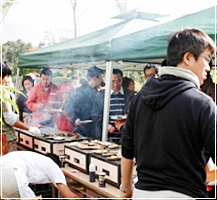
left=16, top=89, right=32, bottom=121
left=122, top=75, right=216, bottom=198
left=66, top=84, right=98, bottom=137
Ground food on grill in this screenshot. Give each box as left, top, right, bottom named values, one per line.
left=108, top=144, right=120, bottom=149
left=107, top=155, right=121, bottom=161
left=102, top=151, right=117, bottom=157
left=94, top=150, right=108, bottom=154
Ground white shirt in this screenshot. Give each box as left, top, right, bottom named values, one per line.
left=110, top=86, right=124, bottom=95
left=0, top=151, right=66, bottom=198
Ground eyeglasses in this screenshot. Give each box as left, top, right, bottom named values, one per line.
left=199, top=55, right=212, bottom=63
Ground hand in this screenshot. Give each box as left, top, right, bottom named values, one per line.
left=28, top=126, right=41, bottom=136
left=108, top=124, right=115, bottom=133
left=75, top=118, right=80, bottom=126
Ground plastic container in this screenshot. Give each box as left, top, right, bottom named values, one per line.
left=98, top=172, right=106, bottom=187
left=89, top=163, right=96, bottom=182
left=59, top=155, right=66, bottom=168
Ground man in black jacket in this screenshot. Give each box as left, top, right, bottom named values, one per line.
left=66, top=66, right=103, bottom=138
left=121, top=29, right=216, bottom=199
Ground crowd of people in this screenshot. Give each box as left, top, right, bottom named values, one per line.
left=1, top=28, right=216, bottom=199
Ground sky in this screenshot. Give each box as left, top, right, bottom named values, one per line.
left=2, top=0, right=217, bottom=46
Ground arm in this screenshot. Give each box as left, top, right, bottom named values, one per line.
left=91, top=92, right=104, bottom=140
left=14, top=169, right=36, bottom=198
left=200, top=99, right=216, bottom=163
left=65, top=90, right=80, bottom=124
left=56, top=183, right=79, bottom=199
left=26, top=87, right=41, bottom=112
left=13, top=118, right=40, bottom=135
left=2, top=98, right=40, bottom=135
left=120, top=95, right=136, bottom=198
left=120, top=157, right=134, bottom=198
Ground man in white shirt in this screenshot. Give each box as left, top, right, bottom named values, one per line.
left=0, top=151, right=78, bottom=199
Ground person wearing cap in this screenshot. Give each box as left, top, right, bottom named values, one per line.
left=66, top=66, right=103, bottom=138
left=55, top=83, right=74, bottom=132
left=121, top=29, right=216, bottom=198
left=26, top=68, right=60, bottom=125
left=143, top=64, right=158, bottom=81
left=1, top=61, right=41, bottom=152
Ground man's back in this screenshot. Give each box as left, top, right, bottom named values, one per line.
left=122, top=75, right=215, bottom=198
left=0, top=151, right=66, bottom=198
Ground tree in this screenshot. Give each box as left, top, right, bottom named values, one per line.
left=41, top=28, right=73, bottom=47
left=2, top=40, right=40, bottom=76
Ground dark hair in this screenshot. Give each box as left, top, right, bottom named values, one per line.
left=209, top=59, right=213, bottom=69
left=100, top=80, right=105, bottom=87
left=161, top=59, right=167, bottom=67
left=1, top=61, right=13, bottom=78
left=87, top=65, right=103, bottom=81
left=22, top=76, right=34, bottom=89
left=40, top=68, right=53, bottom=77
left=167, top=28, right=215, bottom=66
left=143, top=64, right=158, bottom=74
left=122, top=77, right=134, bottom=89
left=45, top=153, right=61, bottom=167
left=80, top=78, right=88, bottom=86
left=113, top=69, right=123, bottom=77
left=71, top=75, right=77, bottom=80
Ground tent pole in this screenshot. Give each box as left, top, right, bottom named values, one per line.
left=15, top=67, right=20, bottom=92
left=102, top=61, right=113, bottom=141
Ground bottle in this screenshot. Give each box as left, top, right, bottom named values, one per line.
left=89, top=163, right=96, bottom=182
left=59, top=155, right=65, bottom=168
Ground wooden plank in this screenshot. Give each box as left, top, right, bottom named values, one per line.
left=62, top=165, right=121, bottom=198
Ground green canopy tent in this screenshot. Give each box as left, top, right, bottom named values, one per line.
left=18, top=18, right=162, bottom=70
left=18, top=6, right=216, bottom=69
left=110, top=6, right=216, bottom=63
left=17, top=6, right=216, bottom=141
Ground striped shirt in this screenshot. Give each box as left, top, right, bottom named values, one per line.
left=109, top=92, right=125, bottom=125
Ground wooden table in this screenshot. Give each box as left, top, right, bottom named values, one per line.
left=62, top=165, right=121, bottom=199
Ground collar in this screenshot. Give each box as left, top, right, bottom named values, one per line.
left=158, top=66, right=200, bottom=89
left=111, top=87, right=124, bottom=95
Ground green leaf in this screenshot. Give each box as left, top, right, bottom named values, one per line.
left=3, top=86, right=27, bottom=98
left=3, top=96, right=20, bottom=115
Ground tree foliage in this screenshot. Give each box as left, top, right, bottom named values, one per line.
left=2, top=40, right=40, bottom=76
